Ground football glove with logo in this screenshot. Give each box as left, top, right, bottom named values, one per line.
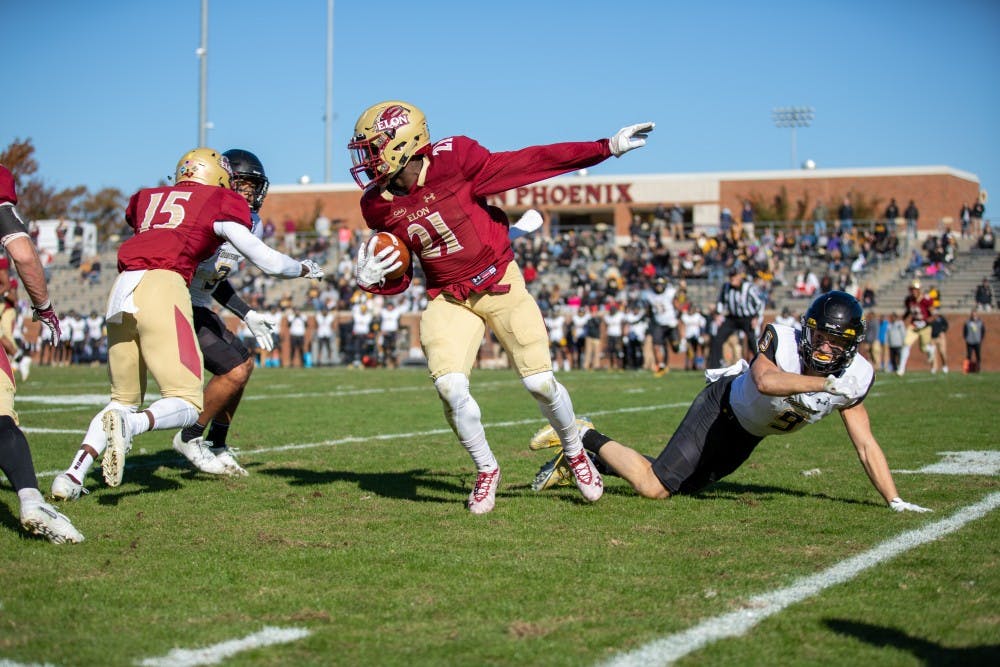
left=823, top=373, right=862, bottom=399
left=355, top=237, right=402, bottom=288
left=32, top=300, right=62, bottom=346
left=609, top=122, right=655, bottom=157
left=244, top=310, right=275, bottom=352
left=300, top=259, right=324, bottom=279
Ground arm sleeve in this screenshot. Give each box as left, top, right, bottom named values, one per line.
left=462, top=136, right=612, bottom=197
left=214, top=220, right=302, bottom=277
left=211, top=279, right=251, bottom=319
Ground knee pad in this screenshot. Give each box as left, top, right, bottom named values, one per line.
left=521, top=371, right=558, bottom=402
left=434, top=373, right=471, bottom=411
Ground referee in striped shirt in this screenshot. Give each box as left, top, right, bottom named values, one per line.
left=709, top=266, right=764, bottom=368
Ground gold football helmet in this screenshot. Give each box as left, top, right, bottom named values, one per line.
left=174, top=148, right=233, bottom=188
left=348, top=101, right=429, bottom=188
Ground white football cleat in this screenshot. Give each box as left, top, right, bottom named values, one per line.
left=172, top=433, right=229, bottom=475
left=21, top=501, right=84, bottom=544
left=467, top=468, right=501, bottom=515
left=567, top=450, right=603, bottom=502
left=209, top=444, right=249, bottom=477
left=101, top=408, right=132, bottom=487
left=51, top=473, right=87, bottom=501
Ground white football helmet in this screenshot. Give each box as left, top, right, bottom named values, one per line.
left=175, top=148, right=233, bottom=188
left=348, top=101, right=429, bottom=189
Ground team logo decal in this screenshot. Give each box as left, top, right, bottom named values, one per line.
left=375, top=106, right=410, bottom=133
left=759, top=327, right=774, bottom=352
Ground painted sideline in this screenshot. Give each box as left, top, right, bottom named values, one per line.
left=599, top=491, right=1000, bottom=667
left=136, top=626, right=311, bottom=667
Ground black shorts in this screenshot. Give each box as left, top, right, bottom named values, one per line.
left=193, top=306, right=250, bottom=376
left=651, top=322, right=679, bottom=348
left=651, top=376, right=763, bottom=495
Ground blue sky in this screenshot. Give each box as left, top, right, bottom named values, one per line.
left=4, top=1, right=999, bottom=212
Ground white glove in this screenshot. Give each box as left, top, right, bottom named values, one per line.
left=889, top=497, right=932, bottom=513
left=355, top=237, right=402, bottom=288
left=300, top=259, right=324, bottom=279
left=609, top=122, right=655, bottom=157
left=244, top=309, right=275, bottom=352
left=823, top=373, right=862, bottom=398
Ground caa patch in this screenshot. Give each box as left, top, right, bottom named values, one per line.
left=758, top=327, right=774, bottom=353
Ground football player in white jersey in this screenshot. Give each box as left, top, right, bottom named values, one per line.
left=531, top=291, right=930, bottom=512
left=644, top=276, right=680, bottom=376
left=170, top=149, right=281, bottom=476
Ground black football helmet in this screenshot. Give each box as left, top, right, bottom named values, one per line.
left=800, top=290, right=866, bottom=375
left=223, top=149, right=269, bottom=212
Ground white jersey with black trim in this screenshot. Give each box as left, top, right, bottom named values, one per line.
left=729, top=323, right=874, bottom=437
left=189, top=212, right=262, bottom=308
left=645, top=286, right=679, bottom=326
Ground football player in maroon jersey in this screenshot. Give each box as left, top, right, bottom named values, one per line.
left=51, top=149, right=323, bottom=500
left=349, top=100, right=653, bottom=513
left=0, top=164, right=82, bottom=542
left=896, top=280, right=934, bottom=376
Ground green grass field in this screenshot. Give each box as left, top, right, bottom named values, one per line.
left=1, top=365, right=997, bottom=666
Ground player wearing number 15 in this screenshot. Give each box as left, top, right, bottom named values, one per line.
left=51, top=148, right=323, bottom=500
left=532, top=291, right=931, bottom=513
left=349, top=99, right=654, bottom=513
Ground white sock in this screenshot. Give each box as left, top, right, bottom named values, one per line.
left=436, top=374, right=497, bottom=472
left=145, top=397, right=198, bottom=431
left=524, top=373, right=583, bottom=457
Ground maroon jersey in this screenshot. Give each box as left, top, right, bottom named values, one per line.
left=903, top=293, right=933, bottom=328
left=359, top=135, right=611, bottom=299
left=0, top=165, right=16, bottom=205
left=120, top=183, right=252, bottom=284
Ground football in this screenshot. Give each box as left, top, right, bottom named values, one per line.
left=370, top=231, right=410, bottom=280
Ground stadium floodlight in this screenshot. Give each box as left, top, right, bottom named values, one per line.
left=772, top=106, right=814, bottom=169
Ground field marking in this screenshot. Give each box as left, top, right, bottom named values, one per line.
left=135, top=626, right=311, bottom=667
left=31, top=401, right=691, bottom=480
left=599, top=491, right=1000, bottom=667
left=894, top=450, right=1000, bottom=475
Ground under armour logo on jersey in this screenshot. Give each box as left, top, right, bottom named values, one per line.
left=423, top=193, right=436, bottom=203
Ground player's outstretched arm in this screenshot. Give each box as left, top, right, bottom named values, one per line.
left=841, top=403, right=931, bottom=512
left=216, top=220, right=323, bottom=280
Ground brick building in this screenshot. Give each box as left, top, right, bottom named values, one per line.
left=260, top=165, right=982, bottom=240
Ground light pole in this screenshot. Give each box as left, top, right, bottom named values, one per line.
left=197, top=0, right=209, bottom=146
left=772, top=106, right=814, bottom=169
left=324, top=0, right=334, bottom=182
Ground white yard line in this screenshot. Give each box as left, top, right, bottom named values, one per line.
left=135, top=626, right=311, bottom=667
left=599, top=491, right=1000, bottom=667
